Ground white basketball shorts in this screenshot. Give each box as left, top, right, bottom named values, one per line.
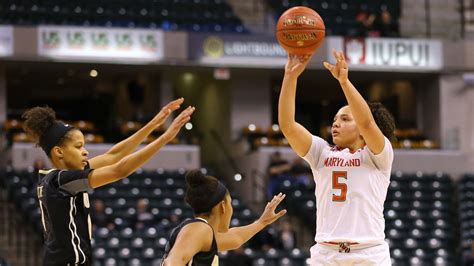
left=308, top=242, right=391, bottom=266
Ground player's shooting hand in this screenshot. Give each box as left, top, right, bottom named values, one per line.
left=257, top=193, right=287, bottom=226
left=285, top=54, right=313, bottom=78
left=323, top=48, right=349, bottom=84
left=162, top=106, right=195, bottom=142
left=150, top=98, right=185, bottom=128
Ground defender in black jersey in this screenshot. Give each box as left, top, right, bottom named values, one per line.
left=162, top=218, right=219, bottom=266
left=162, top=170, right=287, bottom=266
left=22, top=100, right=194, bottom=265
left=37, top=166, right=93, bottom=265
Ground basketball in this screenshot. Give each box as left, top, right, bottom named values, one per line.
left=276, top=6, right=325, bottom=55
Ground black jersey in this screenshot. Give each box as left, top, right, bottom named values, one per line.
left=37, top=163, right=94, bottom=266
left=162, top=218, right=219, bottom=266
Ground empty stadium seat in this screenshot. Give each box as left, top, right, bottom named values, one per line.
left=0, top=0, right=246, bottom=32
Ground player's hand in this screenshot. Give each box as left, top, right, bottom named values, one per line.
left=162, top=106, right=195, bottom=142
left=323, top=49, right=349, bottom=84
left=285, top=54, right=313, bottom=78
left=149, top=98, right=185, bottom=128
left=257, top=193, right=287, bottom=226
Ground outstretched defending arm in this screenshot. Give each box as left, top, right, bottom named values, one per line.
left=88, top=106, right=195, bottom=188
left=89, top=98, right=184, bottom=169
left=215, top=193, right=287, bottom=251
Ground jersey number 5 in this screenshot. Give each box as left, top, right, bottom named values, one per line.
left=332, top=171, right=347, bottom=202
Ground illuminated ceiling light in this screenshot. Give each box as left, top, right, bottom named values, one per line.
left=90, top=69, right=98, bottom=77
left=185, top=122, right=193, bottom=130
left=234, top=173, right=242, bottom=181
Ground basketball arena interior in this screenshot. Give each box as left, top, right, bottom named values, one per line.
left=1, top=0, right=474, bottom=265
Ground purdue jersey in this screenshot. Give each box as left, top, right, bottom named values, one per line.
left=37, top=163, right=94, bottom=265
left=302, top=136, right=393, bottom=244
left=162, top=218, right=219, bottom=266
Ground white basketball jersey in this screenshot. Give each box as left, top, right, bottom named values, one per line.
left=302, top=136, right=393, bottom=244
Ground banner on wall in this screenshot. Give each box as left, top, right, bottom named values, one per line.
left=189, top=34, right=287, bottom=66
left=0, top=26, right=13, bottom=57
left=341, top=37, right=443, bottom=71
left=38, top=26, right=164, bottom=62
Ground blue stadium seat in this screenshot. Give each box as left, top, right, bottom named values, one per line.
left=0, top=0, right=246, bottom=32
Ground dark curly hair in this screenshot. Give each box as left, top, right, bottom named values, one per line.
left=185, top=169, right=228, bottom=215
left=22, top=106, right=74, bottom=154
left=368, top=102, right=396, bottom=141
left=22, top=106, right=57, bottom=144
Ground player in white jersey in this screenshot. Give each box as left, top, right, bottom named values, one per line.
left=278, top=49, right=396, bottom=265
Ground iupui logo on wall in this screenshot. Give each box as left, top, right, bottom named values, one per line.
left=343, top=38, right=366, bottom=64
left=38, top=26, right=164, bottom=62
left=343, top=37, right=442, bottom=70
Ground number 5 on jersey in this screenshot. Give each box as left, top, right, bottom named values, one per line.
left=332, top=171, right=347, bottom=202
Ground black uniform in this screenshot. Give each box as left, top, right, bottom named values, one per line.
left=37, top=163, right=93, bottom=266
left=162, top=218, right=219, bottom=266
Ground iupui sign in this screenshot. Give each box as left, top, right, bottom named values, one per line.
left=38, top=26, right=164, bottom=62
left=189, top=34, right=287, bottom=67
left=0, top=26, right=13, bottom=57
left=343, top=37, right=443, bottom=71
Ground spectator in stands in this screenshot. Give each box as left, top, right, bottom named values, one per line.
left=267, top=151, right=291, bottom=199
left=133, top=198, right=154, bottom=230
left=290, top=158, right=312, bottom=188
left=356, top=11, right=378, bottom=36
left=22, top=98, right=194, bottom=265
left=462, top=240, right=474, bottom=266
left=91, top=199, right=114, bottom=230
left=279, top=50, right=396, bottom=264
left=277, top=220, right=297, bottom=251
left=162, top=169, right=287, bottom=265
left=376, top=10, right=399, bottom=37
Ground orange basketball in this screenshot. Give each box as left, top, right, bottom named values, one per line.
left=276, top=6, right=325, bottom=55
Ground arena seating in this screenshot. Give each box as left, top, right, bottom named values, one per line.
left=279, top=180, right=316, bottom=235
left=4, top=167, right=307, bottom=265
left=279, top=171, right=458, bottom=266
left=242, top=124, right=288, bottom=150
left=386, top=172, right=456, bottom=265
left=3, top=118, right=193, bottom=145
left=3, top=166, right=465, bottom=265
left=0, top=0, right=246, bottom=33
left=459, top=174, right=474, bottom=260
left=242, top=124, right=439, bottom=150
left=267, top=0, right=401, bottom=37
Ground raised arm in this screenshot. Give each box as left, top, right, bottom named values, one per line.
left=215, top=193, right=286, bottom=251
left=323, top=49, right=385, bottom=154
left=88, top=98, right=184, bottom=169
left=278, top=54, right=314, bottom=157
left=87, top=106, right=195, bottom=188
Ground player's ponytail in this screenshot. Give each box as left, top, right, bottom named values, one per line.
left=22, top=106, right=75, bottom=156
left=368, top=102, right=396, bottom=141
left=185, top=169, right=228, bottom=215
left=22, top=106, right=57, bottom=143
